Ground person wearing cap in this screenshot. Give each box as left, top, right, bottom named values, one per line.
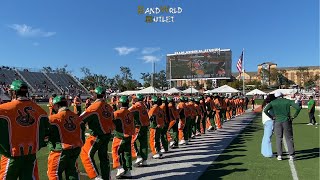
left=128, top=94, right=150, bottom=167
left=167, top=97, right=180, bottom=148
left=80, top=86, right=115, bottom=180
left=48, top=93, right=57, bottom=115
left=0, top=80, right=49, bottom=179
left=205, top=95, right=215, bottom=131
left=148, top=96, right=165, bottom=158
left=47, top=96, right=84, bottom=179
left=264, top=91, right=301, bottom=161
left=187, top=97, right=197, bottom=139
left=73, top=94, right=82, bottom=116
left=177, top=96, right=188, bottom=145
left=159, top=96, right=170, bottom=153
left=112, top=96, right=135, bottom=178
left=213, top=94, right=222, bottom=129
left=307, top=96, right=317, bottom=125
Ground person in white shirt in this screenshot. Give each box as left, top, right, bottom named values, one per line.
left=261, top=94, right=276, bottom=157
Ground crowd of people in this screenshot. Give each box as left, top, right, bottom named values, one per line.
left=0, top=80, right=249, bottom=180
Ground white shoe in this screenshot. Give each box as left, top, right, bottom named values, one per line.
left=191, top=134, right=195, bottom=138
left=307, top=123, right=313, bottom=125
left=178, top=140, right=186, bottom=145
left=289, top=155, right=295, bottom=161
left=169, top=141, right=175, bottom=146
left=135, top=156, right=143, bottom=164
left=207, top=126, right=213, bottom=131
left=116, top=167, right=125, bottom=178
left=152, top=153, right=161, bottom=159
left=160, top=149, right=166, bottom=153
left=94, top=176, right=103, bottom=180
left=277, top=156, right=282, bottom=161
left=315, top=123, right=318, bottom=125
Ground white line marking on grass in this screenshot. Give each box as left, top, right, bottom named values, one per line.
left=283, top=138, right=299, bottom=180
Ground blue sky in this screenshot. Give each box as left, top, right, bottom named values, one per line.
left=0, top=0, right=318, bottom=80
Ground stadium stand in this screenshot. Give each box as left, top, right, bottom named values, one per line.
left=0, top=66, right=89, bottom=99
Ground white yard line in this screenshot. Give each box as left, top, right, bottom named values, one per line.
left=283, top=138, right=299, bottom=180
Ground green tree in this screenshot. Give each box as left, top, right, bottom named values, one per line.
left=141, top=73, right=151, bottom=87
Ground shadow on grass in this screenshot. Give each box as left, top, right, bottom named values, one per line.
left=295, top=148, right=320, bottom=161
left=198, top=113, right=262, bottom=180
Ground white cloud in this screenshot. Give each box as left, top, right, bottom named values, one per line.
left=140, top=55, right=160, bottom=63
left=114, top=47, right=138, bottom=56
left=8, top=24, right=56, bottom=38
left=142, top=47, right=161, bottom=54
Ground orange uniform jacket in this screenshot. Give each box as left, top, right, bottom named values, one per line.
left=129, top=101, right=150, bottom=127
left=80, top=100, right=115, bottom=135
left=0, top=99, right=49, bottom=157
left=48, top=108, right=83, bottom=151
left=177, top=102, right=187, bottom=119
left=214, top=98, right=221, bottom=112
left=159, top=104, right=169, bottom=124
left=113, top=108, right=135, bottom=138
left=194, top=104, right=202, bottom=117
left=187, top=102, right=197, bottom=119
left=168, top=103, right=179, bottom=121
left=148, top=106, right=165, bottom=128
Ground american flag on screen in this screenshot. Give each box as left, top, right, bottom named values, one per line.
left=237, top=51, right=243, bottom=74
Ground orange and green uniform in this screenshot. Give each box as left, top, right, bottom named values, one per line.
left=73, top=96, right=82, bottom=116
left=177, top=102, right=186, bottom=141
left=148, top=105, right=165, bottom=155
left=79, top=99, right=115, bottom=180
left=159, top=103, right=169, bottom=151
left=168, top=102, right=179, bottom=145
left=112, top=108, right=135, bottom=171
left=221, top=98, right=227, bottom=121
left=194, top=103, right=202, bottom=134
left=0, top=98, right=49, bottom=180
left=205, top=97, right=213, bottom=129
left=187, top=102, right=197, bottom=138
left=199, top=99, right=207, bottom=133
left=225, top=98, right=231, bottom=120
left=214, top=98, right=222, bottom=129
left=128, top=101, right=150, bottom=160
left=47, top=107, right=84, bottom=180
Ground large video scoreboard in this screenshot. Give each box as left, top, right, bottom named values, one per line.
left=166, top=48, right=232, bottom=80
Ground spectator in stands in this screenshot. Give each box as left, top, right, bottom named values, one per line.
left=307, top=96, right=317, bottom=125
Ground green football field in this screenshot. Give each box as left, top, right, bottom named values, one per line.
left=200, top=108, right=320, bottom=180
left=10, top=103, right=320, bottom=179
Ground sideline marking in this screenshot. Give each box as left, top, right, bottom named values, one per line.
left=283, top=138, right=299, bottom=180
